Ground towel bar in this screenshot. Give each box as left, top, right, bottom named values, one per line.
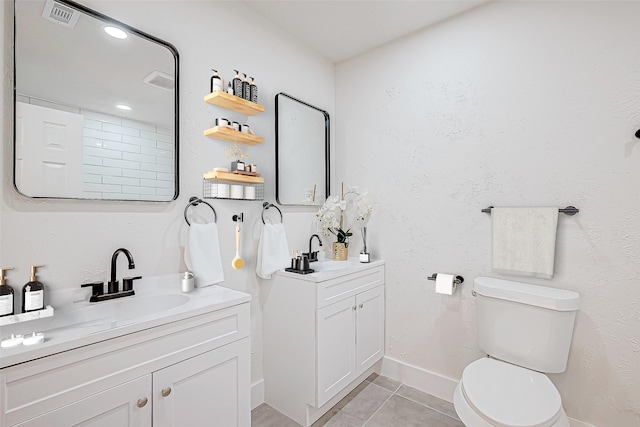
left=262, top=202, right=283, bottom=224
left=481, top=206, right=579, bottom=216
left=184, top=196, right=217, bottom=226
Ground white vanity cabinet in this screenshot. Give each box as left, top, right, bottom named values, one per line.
left=153, top=339, right=249, bottom=427
left=12, top=376, right=153, bottom=427
left=263, top=261, right=385, bottom=427
left=1, top=302, right=251, bottom=427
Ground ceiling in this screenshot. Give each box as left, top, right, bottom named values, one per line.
left=243, top=0, right=490, bottom=63
left=15, top=0, right=176, bottom=127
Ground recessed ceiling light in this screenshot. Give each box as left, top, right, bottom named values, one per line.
left=116, top=104, right=132, bottom=111
left=104, top=26, right=128, bottom=39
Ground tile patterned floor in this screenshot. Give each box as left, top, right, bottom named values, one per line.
left=252, top=373, right=464, bottom=427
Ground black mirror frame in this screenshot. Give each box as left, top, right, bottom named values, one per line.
left=12, top=0, right=180, bottom=202
left=274, top=92, right=330, bottom=206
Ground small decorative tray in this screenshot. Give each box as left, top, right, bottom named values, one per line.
left=285, top=268, right=315, bottom=275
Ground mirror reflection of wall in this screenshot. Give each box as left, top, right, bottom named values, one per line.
left=275, top=93, right=329, bottom=206
left=13, top=0, right=179, bottom=201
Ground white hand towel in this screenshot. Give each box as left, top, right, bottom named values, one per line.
left=184, top=222, right=224, bottom=287
left=256, top=223, right=290, bottom=279
left=492, top=207, right=559, bottom=279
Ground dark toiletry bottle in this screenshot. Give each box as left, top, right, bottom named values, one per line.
left=22, top=265, right=45, bottom=313
left=250, top=76, right=258, bottom=103
left=210, top=69, right=223, bottom=93
left=232, top=70, right=243, bottom=98
left=242, top=73, right=251, bottom=101
left=0, top=267, right=15, bottom=317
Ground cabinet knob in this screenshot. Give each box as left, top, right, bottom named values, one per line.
left=352, top=306, right=356, bottom=311
left=161, top=387, right=172, bottom=397
left=137, top=397, right=148, bottom=408
left=359, top=304, right=364, bottom=309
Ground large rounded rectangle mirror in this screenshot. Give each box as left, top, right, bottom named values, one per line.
left=275, top=93, right=329, bottom=206
left=13, top=0, right=179, bottom=201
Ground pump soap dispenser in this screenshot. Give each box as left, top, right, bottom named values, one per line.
left=242, top=73, right=251, bottom=101
left=232, top=70, right=243, bottom=98
left=249, top=76, right=258, bottom=103
left=22, top=265, right=45, bottom=313
left=0, top=267, right=15, bottom=317
left=210, top=69, right=223, bottom=93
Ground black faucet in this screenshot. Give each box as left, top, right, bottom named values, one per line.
left=107, top=248, right=136, bottom=294
left=82, top=248, right=141, bottom=302
left=306, top=234, right=323, bottom=262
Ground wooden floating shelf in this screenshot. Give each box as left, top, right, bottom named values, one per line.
left=204, top=91, right=265, bottom=116
left=203, top=126, right=265, bottom=145
left=204, top=170, right=265, bottom=184
left=0, top=305, right=54, bottom=326
left=229, top=170, right=260, bottom=177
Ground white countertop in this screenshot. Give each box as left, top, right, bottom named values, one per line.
left=0, top=274, right=251, bottom=368
left=276, top=258, right=384, bottom=282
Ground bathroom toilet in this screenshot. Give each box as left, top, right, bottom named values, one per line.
left=453, top=277, right=580, bottom=427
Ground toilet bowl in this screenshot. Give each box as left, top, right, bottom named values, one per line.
left=453, top=277, right=580, bottom=427
left=453, top=358, right=569, bottom=427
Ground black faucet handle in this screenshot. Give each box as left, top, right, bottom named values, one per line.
left=122, top=276, right=142, bottom=292
left=81, top=282, right=104, bottom=300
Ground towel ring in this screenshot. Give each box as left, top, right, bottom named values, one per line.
left=261, top=202, right=283, bottom=224
left=184, top=197, right=217, bottom=226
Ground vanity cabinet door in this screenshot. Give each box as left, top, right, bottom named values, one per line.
left=316, top=296, right=357, bottom=407
left=153, top=337, right=251, bottom=427
left=13, top=375, right=152, bottom=427
left=356, top=286, right=385, bottom=373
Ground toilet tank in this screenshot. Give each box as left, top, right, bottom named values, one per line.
left=474, top=277, right=580, bottom=373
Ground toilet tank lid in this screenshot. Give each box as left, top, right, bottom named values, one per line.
left=474, top=277, right=580, bottom=311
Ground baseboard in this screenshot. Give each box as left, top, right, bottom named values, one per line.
left=379, top=355, right=458, bottom=402
left=379, top=356, right=598, bottom=427
left=251, top=379, right=264, bottom=410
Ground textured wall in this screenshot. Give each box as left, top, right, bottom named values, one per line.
left=335, top=1, right=640, bottom=426
left=1, top=0, right=334, bottom=386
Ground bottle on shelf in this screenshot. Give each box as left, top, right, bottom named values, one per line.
left=227, top=81, right=234, bottom=94
left=22, top=265, right=45, bottom=313
left=0, top=267, right=15, bottom=317
left=250, top=77, right=258, bottom=103
left=210, top=69, right=223, bottom=93
left=232, top=70, right=243, bottom=98
left=242, top=73, right=251, bottom=101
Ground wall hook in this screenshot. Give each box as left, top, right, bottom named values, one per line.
left=232, top=213, right=244, bottom=223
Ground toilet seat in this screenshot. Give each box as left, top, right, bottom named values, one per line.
left=459, top=358, right=563, bottom=427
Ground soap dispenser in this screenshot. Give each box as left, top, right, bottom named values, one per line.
left=210, top=69, right=223, bottom=93
left=249, top=76, right=258, bottom=103
left=242, top=73, right=251, bottom=101
left=232, top=70, right=243, bottom=97
left=0, top=267, right=15, bottom=317
left=22, top=265, right=45, bottom=313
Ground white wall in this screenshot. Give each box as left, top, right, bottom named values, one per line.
left=1, top=0, right=334, bottom=388
left=336, top=1, right=640, bottom=426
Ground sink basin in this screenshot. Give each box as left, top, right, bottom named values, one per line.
left=311, top=260, right=354, bottom=272
left=49, top=293, right=190, bottom=329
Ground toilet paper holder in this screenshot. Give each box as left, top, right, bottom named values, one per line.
left=428, top=273, right=464, bottom=285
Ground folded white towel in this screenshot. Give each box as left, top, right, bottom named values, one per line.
left=256, top=223, right=290, bottom=279
left=492, top=207, right=559, bottom=279
left=184, top=222, right=224, bottom=287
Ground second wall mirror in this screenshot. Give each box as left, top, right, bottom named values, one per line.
left=275, top=93, right=329, bottom=206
